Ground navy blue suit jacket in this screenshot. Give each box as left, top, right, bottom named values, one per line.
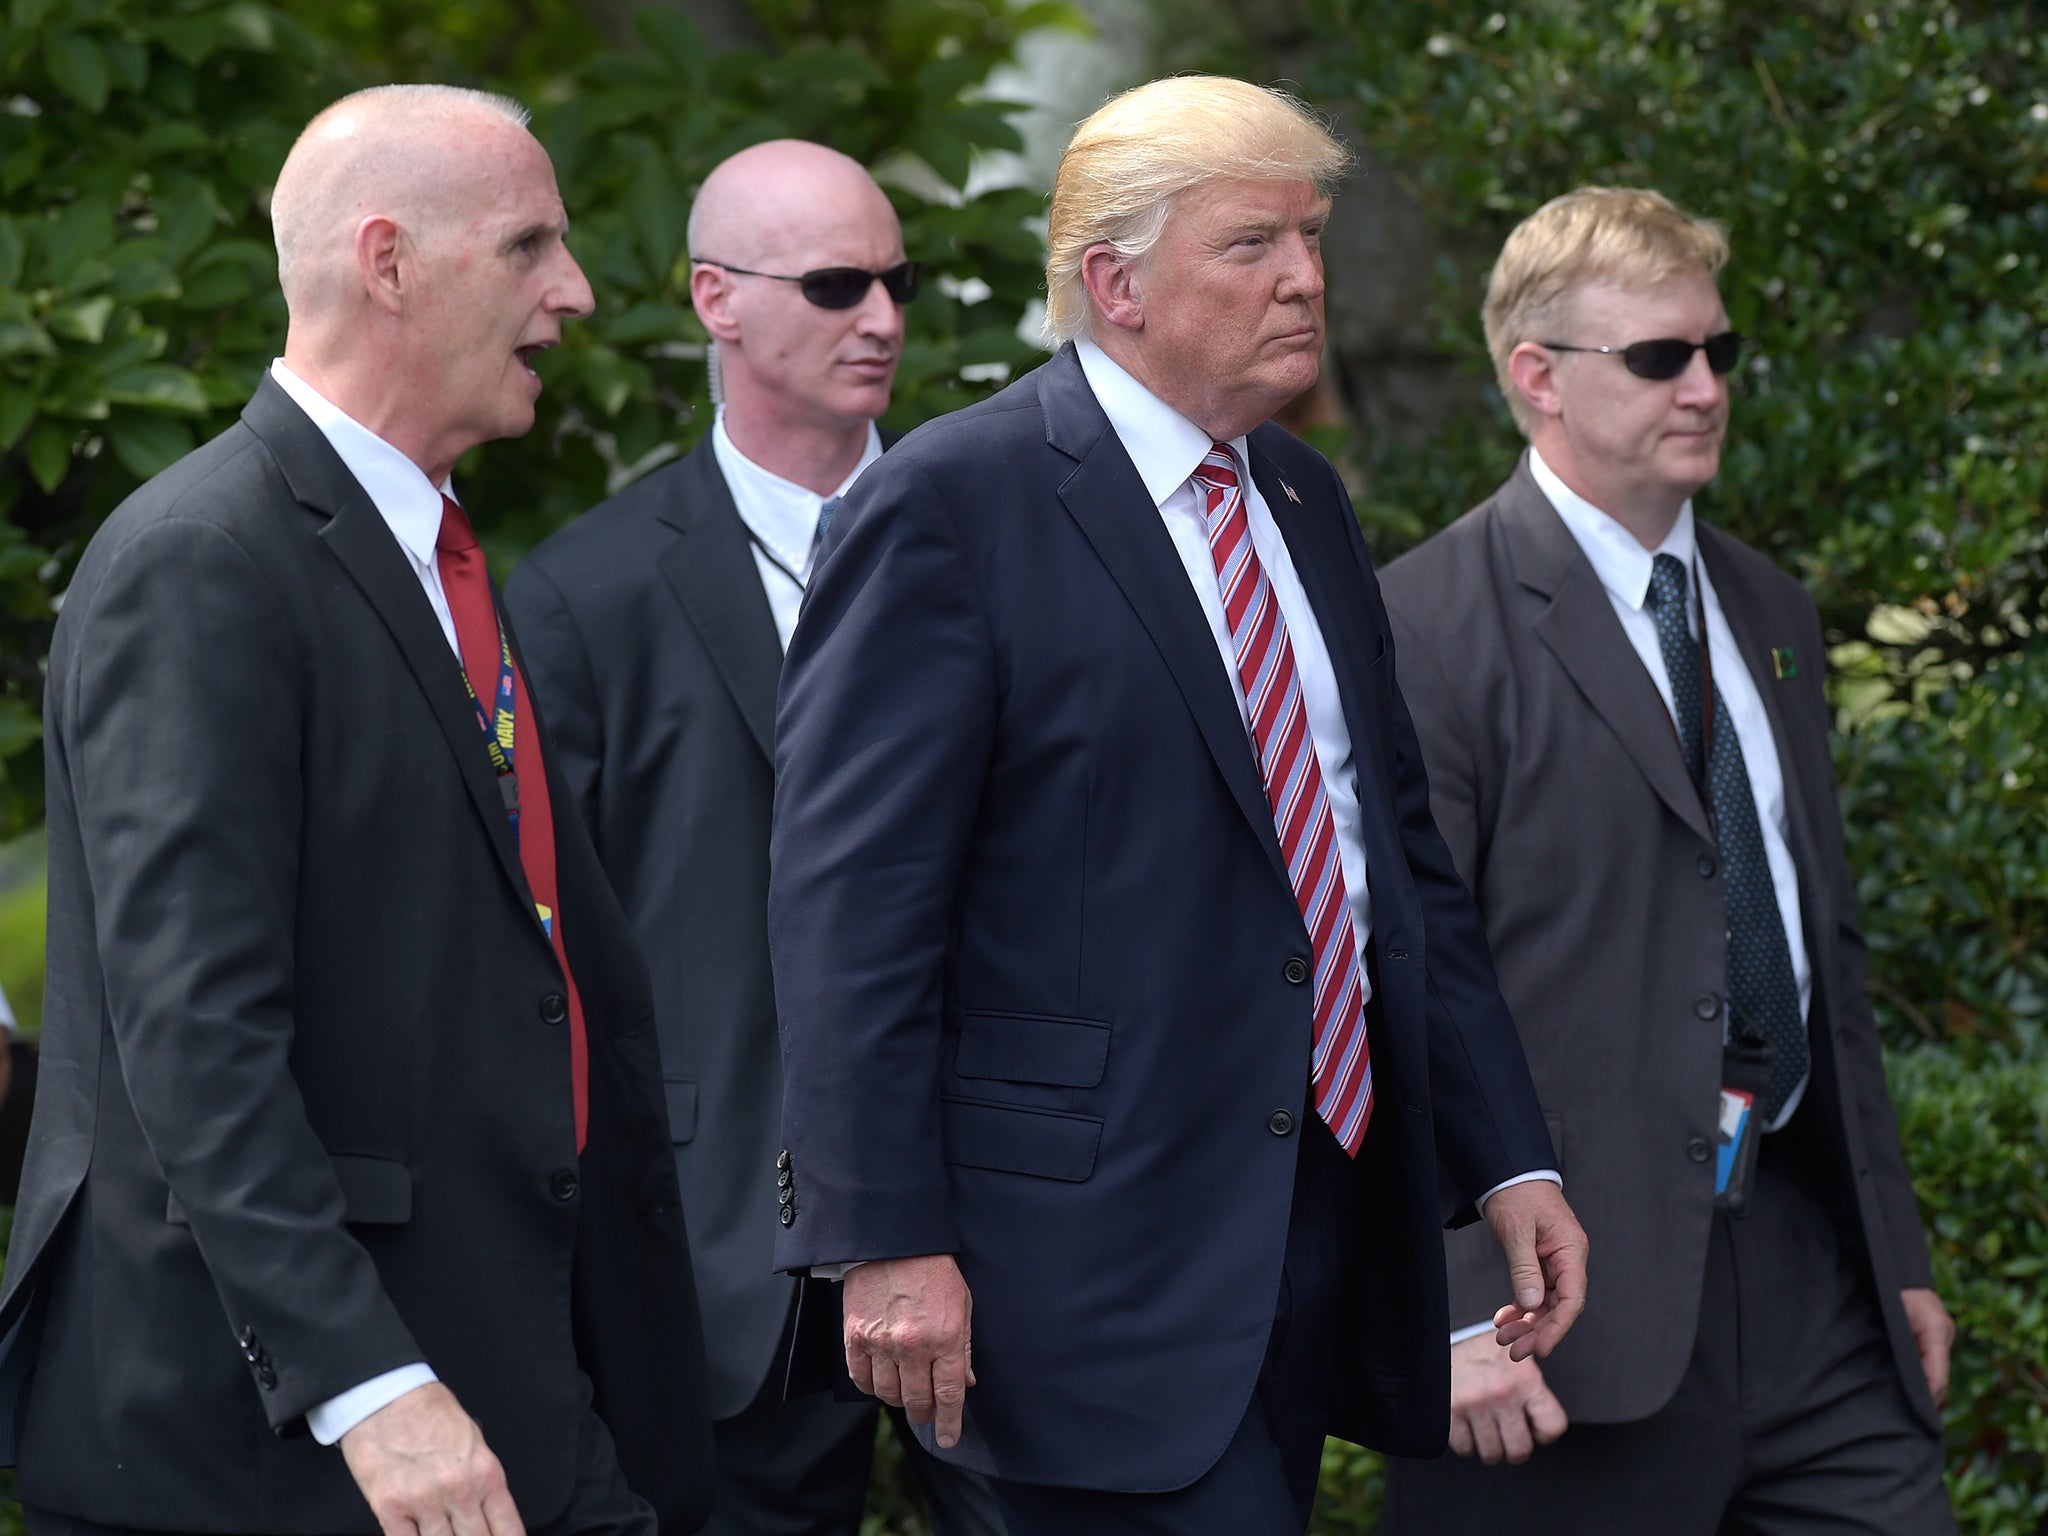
left=767, top=345, right=1553, bottom=1489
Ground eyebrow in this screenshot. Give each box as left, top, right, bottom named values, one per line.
left=1216, top=202, right=1333, bottom=241
left=504, top=219, right=567, bottom=252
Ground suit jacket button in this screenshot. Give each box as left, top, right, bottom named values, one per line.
left=1693, top=993, right=1721, bottom=1021
left=1268, top=1109, right=1295, bottom=1136
left=257, top=1363, right=278, bottom=1389
left=778, top=1185, right=796, bottom=1207
left=779, top=1205, right=796, bottom=1227
left=550, top=1170, right=580, bottom=1202
left=1687, top=1137, right=1712, bottom=1163
left=777, top=1150, right=792, bottom=1172
left=1283, top=957, right=1310, bottom=985
left=1696, top=853, right=1717, bottom=878
left=777, top=1169, right=793, bottom=1190
left=539, top=993, right=568, bottom=1025
left=238, top=1325, right=257, bottom=1349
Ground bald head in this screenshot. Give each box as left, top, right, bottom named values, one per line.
left=687, top=139, right=898, bottom=272
left=272, top=85, right=532, bottom=316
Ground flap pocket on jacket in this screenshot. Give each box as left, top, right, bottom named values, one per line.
left=954, top=1011, right=1110, bottom=1088
left=940, top=1097, right=1102, bottom=1182
left=167, top=1153, right=413, bottom=1227
left=665, top=1080, right=699, bottom=1144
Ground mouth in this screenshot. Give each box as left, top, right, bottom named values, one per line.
left=516, top=341, right=555, bottom=378
left=843, top=355, right=896, bottom=378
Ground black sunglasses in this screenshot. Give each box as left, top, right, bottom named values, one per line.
left=692, top=257, right=924, bottom=310
left=1539, top=330, right=1745, bottom=381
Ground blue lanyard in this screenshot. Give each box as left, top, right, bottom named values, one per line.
left=458, top=611, right=520, bottom=844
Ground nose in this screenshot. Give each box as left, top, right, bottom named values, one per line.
left=1672, top=345, right=1724, bottom=407
left=853, top=270, right=905, bottom=344
left=551, top=245, right=595, bottom=321
left=1276, top=232, right=1324, bottom=305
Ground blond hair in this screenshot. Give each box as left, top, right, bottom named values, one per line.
left=1043, top=76, right=1350, bottom=344
left=1483, top=186, right=1729, bottom=435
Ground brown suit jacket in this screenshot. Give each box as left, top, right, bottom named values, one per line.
left=1380, top=454, right=1936, bottom=1428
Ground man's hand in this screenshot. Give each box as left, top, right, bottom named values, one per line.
left=843, top=1253, right=976, bottom=1450
left=339, top=1381, right=523, bottom=1536
left=1481, top=1181, right=1589, bottom=1360
left=1447, top=1332, right=1568, bottom=1464
left=1901, top=1286, right=1955, bottom=1408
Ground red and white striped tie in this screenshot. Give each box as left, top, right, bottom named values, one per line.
left=1192, top=443, right=1373, bottom=1156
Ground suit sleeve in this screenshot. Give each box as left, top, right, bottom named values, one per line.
left=1383, top=571, right=1532, bottom=1319
left=504, top=559, right=605, bottom=840
left=766, top=455, right=997, bottom=1272
left=1809, top=603, right=1936, bottom=1290
left=66, top=516, right=420, bottom=1430
left=1331, top=487, right=1553, bottom=1226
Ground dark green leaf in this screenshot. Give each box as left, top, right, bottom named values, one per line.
left=44, top=30, right=110, bottom=112
left=0, top=379, right=34, bottom=452
left=24, top=417, right=70, bottom=492
left=105, top=410, right=193, bottom=478
left=101, top=363, right=207, bottom=413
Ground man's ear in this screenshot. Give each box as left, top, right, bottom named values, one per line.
left=356, top=215, right=406, bottom=316
left=1080, top=243, right=1143, bottom=334
left=691, top=262, right=743, bottom=344
left=1507, top=342, right=1566, bottom=423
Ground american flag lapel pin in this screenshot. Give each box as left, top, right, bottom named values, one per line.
left=1280, top=478, right=1300, bottom=505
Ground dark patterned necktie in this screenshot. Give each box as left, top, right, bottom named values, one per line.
left=1646, top=553, right=1807, bottom=1121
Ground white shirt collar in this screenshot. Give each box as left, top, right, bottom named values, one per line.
left=711, top=409, right=883, bottom=573
left=269, top=359, right=453, bottom=569
left=1075, top=337, right=1246, bottom=505
left=1528, top=444, right=1698, bottom=614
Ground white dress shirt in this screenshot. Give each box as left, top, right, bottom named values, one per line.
left=268, top=360, right=444, bottom=1443
left=1529, top=446, right=1813, bottom=1128
left=712, top=409, right=884, bottom=652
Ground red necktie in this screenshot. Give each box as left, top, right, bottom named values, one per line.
left=1191, top=445, right=1373, bottom=1155
left=436, top=496, right=589, bottom=1150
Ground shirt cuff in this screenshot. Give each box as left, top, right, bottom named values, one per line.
left=1449, top=1320, right=1498, bottom=1346
left=807, top=1261, right=870, bottom=1281
left=1475, top=1168, right=1561, bottom=1214
left=306, top=1363, right=438, bottom=1445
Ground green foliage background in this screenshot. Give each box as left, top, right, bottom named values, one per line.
left=2, top=0, right=2045, bottom=1532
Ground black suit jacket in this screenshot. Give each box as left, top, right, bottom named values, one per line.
left=766, top=346, right=1555, bottom=1488
left=1380, top=456, right=1936, bottom=1429
left=0, top=380, right=715, bottom=1531
left=506, top=436, right=798, bottom=1419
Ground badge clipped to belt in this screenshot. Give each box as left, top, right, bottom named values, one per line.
left=1715, top=1026, right=1773, bottom=1214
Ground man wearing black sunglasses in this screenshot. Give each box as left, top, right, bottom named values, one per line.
left=506, top=139, right=1002, bottom=1536
left=1379, top=186, right=1955, bottom=1534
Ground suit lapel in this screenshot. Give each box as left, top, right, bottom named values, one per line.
left=653, top=441, right=784, bottom=762
left=241, top=379, right=537, bottom=913
left=1040, top=349, right=1288, bottom=890
left=1499, top=460, right=1716, bottom=846
left=1248, top=435, right=1386, bottom=736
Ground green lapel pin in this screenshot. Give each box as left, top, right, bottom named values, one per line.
left=1771, top=646, right=1796, bottom=680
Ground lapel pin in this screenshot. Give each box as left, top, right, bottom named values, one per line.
left=1280, top=478, right=1300, bottom=505
left=1771, top=646, right=1796, bottom=680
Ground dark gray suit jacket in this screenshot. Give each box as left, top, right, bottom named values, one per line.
left=1380, top=455, right=1936, bottom=1430
left=0, top=379, right=714, bottom=1531
left=506, top=437, right=793, bottom=1420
